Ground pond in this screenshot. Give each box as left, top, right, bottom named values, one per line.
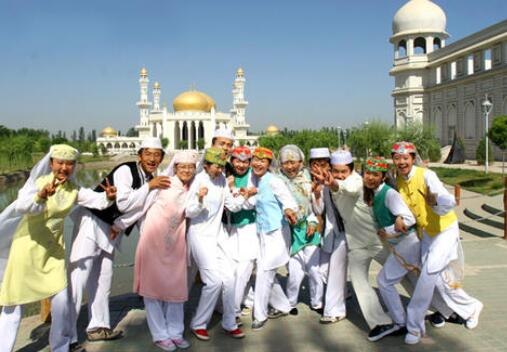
left=0, top=168, right=140, bottom=297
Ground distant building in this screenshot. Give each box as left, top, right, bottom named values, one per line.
left=97, top=67, right=258, bottom=155
left=390, top=0, right=507, bottom=158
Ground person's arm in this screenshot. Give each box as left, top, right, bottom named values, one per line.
left=15, top=182, right=46, bottom=214
left=76, top=187, right=113, bottom=209
left=185, top=175, right=206, bottom=219
left=383, top=188, right=416, bottom=235
left=311, top=186, right=324, bottom=216
left=271, top=176, right=298, bottom=212
left=113, top=165, right=150, bottom=213
left=112, top=190, right=158, bottom=231
left=424, top=169, right=456, bottom=215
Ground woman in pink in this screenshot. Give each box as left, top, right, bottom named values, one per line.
left=112, top=151, right=198, bottom=351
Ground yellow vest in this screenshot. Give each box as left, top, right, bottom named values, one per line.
left=397, top=167, right=457, bottom=237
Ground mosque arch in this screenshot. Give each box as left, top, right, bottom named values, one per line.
left=447, top=104, right=457, bottom=144
left=464, top=101, right=476, bottom=139
left=397, top=40, right=407, bottom=58
left=502, top=96, right=507, bottom=115
left=414, top=37, right=427, bottom=55
left=432, top=106, right=443, bottom=142
left=129, top=143, right=135, bottom=148
left=114, top=142, right=120, bottom=149
left=121, top=142, right=128, bottom=149
left=433, top=37, right=442, bottom=51
left=106, top=143, right=113, bottom=149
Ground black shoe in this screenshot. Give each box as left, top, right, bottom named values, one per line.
left=311, top=307, right=323, bottom=315
left=429, top=311, right=446, bottom=328
left=447, top=312, right=466, bottom=325
left=70, top=342, right=86, bottom=352
left=267, top=308, right=288, bottom=319
left=290, top=308, right=299, bottom=316
left=367, top=324, right=401, bottom=342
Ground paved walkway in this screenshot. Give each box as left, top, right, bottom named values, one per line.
left=12, top=190, right=507, bottom=352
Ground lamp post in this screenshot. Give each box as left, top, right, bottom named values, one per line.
left=481, top=94, right=493, bottom=174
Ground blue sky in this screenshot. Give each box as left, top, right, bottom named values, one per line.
left=0, top=0, right=505, bottom=135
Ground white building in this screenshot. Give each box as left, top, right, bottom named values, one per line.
left=390, top=0, right=507, bottom=158
left=97, top=67, right=258, bottom=154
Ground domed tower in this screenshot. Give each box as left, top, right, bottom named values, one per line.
left=136, top=67, right=153, bottom=126
left=390, top=0, right=448, bottom=128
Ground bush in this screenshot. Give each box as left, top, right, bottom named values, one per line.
left=475, top=136, right=494, bottom=165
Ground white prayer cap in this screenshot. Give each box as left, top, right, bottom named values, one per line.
left=309, top=147, right=330, bottom=160
left=331, top=150, right=353, bottom=165
left=279, top=144, right=304, bottom=163
left=138, top=137, right=163, bottom=152
left=173, top=150, right=199, bottom=165
left=213, top=127, right=235, bottom=141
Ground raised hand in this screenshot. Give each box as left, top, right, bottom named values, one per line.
left=418, top=186, right=437, bottom=206
left=109, top=225, right=120, bottom=240
left=198, top=186, right=208, bottom=203
left=312, top=182, right=323, bottom=200
left=227, top=175, right=235, bottom=189
left=394, top=216, right=408, bottom=234
left=38, top=177, right=62, bottom=200
left=148, top=176, right=171, bottom=190
left=310, top=167, right=326, bottom=185
left=99, top=178, right=117, bottom=201
left=306, top=223, right=317, bottom=237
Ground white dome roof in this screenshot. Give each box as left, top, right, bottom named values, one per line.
left=393, top=0, right=446, bottom=36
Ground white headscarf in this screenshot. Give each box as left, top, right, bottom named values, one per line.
left=0, top=145, right=79, bottom=281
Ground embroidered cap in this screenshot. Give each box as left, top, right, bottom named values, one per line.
left=50, top=144, right=79, bottom=161
left=365, top=156, right=389, bottom=172
left=204, top=147, right=227, bottom=166
left=231, top=146, right=252, bottom=161
left=330, top=150, right=353, bottom=165
left=391, top=141, right=417, bottom=155
left=253, top=147, right=274, bottom=160
left=309, top=147, right=330, bottom=160
left=173, top=150, right=199, bottom=165
left=139, top=137, right=163, bottom=152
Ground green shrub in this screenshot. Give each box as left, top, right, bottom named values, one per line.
left=475, top=136, right=494, bottom=165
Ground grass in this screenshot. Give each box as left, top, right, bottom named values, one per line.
left=430, top=167, right=505, bottom=195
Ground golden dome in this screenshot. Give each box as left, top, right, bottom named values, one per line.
left=153, top=81, right=160, bottom=89
left=101, top=126, right=118, bottom=137
left=173, top=90, right=215, bottom=112
left=265, top=125, right=280, bottom=136
left=140, top=67, right=148, bottom=76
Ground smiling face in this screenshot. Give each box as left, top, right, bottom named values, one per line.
left=363, top=170, right=384, bottom=190
left=204, top=162, right=224, bottom=179
left=251, top=156, right=270, bottom=177
left=175, top=163, right=196, bottom=184
left=310, top=158, right=330, bottom=174
left=330, top=163, right=352, bottom=181
left=212, top=137, right=234, bottom=156
left=50, top=158, right=76, bottom=182
left=231, top=157, right=250, bottom=176
left=281, top=159, right=302, bottom=179
left=138, top=148, right=164, bottom=175
left=392, top=153, right=415, bottom=177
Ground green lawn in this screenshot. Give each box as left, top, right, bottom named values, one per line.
left=430, top=167, right=505, bottom=195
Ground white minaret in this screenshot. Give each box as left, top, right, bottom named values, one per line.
left=153, top=81, right=161, bottom=111
left=136, top=67, right=152, bottom=126
left=390, top=0, right=448, bottom=128
left=231, top=67, right=248, bottom=125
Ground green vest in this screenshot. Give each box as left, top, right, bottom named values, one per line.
left=372, top=184, right=397, bottom=229
left=230, top=169, right=256, bottom=227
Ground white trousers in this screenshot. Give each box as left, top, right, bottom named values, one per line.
left=234, top=260, right=255, bottom=317
left=253, top=267, right=291, bottom=322
left=144, top=298, right=184, bottom=341
left=69, top=237, right=114, bottom=342
left=321, top=238, right=348, bottom=317
left=377, top=232, right=421, bottom=326
left=348, top=245, right=393, bottom=329
left=407, top=224, right=481, bottom=336
left=286, top=245, right=324, bottom=309
left=0, top=288, right=71, bottom=352
left=190, top=253, right=237, bottom=331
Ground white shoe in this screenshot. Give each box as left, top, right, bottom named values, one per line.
left=172, top=338, right=191, bottom=349
left=465, top=301, right=483, bottom=329
left=404, top=331, right=421, bottom=345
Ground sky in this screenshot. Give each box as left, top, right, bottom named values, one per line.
left=0, top=0, right=506, bottom=135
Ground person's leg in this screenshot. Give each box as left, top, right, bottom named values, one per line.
left=190, top=267, right=222, bottom=330
left=144, top=298, right=170, bottom=342
left=217, top=255, right=239, bottom=331
left=285, top=252, right=305, bottom=308
left=348, top=247, right=392, bottom=330
left=0, top=305, right=23, bottom=352
left=166, top=302, right=185, bottom=340
left=323, top=239, right=347, bottom=318
left=234, top=260, right=254, bottom=316
left=69, top=255, right=94, bottom=343
left=253, top=268, right=277, bottom=322
left=377, top=259, right=408, bottom=326
left=49, top=288, right=72, bottom=352
left=87, top=250, right=114, bottom=331
left=305, top=245, right=324, bottom=309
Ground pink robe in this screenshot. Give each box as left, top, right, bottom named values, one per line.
left=133, top=176, right=189, bottom=302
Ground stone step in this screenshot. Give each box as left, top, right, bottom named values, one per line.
left=482, top=204, right=505, bottom=218
left=464, top=208, right=504, bottom=230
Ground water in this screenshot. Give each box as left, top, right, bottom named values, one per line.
left=0, top=168, right=139, bottom=297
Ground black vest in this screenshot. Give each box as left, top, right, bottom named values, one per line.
left=88, top=162, right=142, bottom=236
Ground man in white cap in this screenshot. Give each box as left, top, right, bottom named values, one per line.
left=312, top=149, right=400, bottom=341
left=309, top=147, right=348, bottom=324
left=69, top=137, right=170, bottom=345
left=212, top=127, right=235, bottom=157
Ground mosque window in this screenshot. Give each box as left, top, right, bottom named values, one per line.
left=433, top=37, right=442, bottom=51
left=414, top=37, right=426, bottom=55
left=467, top=55, right=474, bottom=75
left=436, top=66, right=442, bottom=84
left=464, top=102, right=476, bottom=140
left=397, top=40, right=407, bottom=58
left=484, top=49, right=492, bottom=70
left=450, top=62, right=457, bottom=80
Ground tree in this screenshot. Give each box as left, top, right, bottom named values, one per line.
left=161, top=137, right=169, bottom=149
left=396, top=122, right=441, bottom=162
left=475, top=136, right=494, bottom=165
left=78, top=126, right=85, bottom=144
left=126, top=127, right=138, bottom=137
left=71, top=130, right=77, bottom=142
left=489, top=115, right=507, bottom=173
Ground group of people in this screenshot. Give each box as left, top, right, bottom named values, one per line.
left=0, top=128, right=483, bottom=352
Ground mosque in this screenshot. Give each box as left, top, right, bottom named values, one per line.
left=390, top=0, right=507, bottom=158
left=97, top=67, right=259, bottom=154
